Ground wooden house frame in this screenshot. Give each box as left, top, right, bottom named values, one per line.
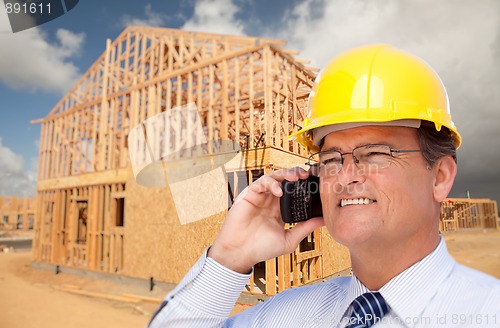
left=440, top=198, right=499, bottom=232
left=32, top=26, right=351, bottom=295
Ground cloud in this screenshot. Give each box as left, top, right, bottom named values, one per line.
left=0, top=9, right=85, bottom=94
left=0, top=137, right=23, bottom=175
left=120, top=3, right=170, bottom=27
left=273, top=0, right=500, bottom=203
left=119, top=1, right=244, bottom=35
left=56, top=28, right=85, bottom=57
left=0, top=136, right=36, bottom=197
left=181, top=0, right=244, bottom=35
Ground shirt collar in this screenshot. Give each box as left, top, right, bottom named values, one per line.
left=379, top=237, right=455, bottom=327
left=335, top=273, right=369, bottom=325
left=336, top=237, right=455, bottom=327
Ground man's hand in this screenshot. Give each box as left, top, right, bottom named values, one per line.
left=208, top=167, right=325, bottom=273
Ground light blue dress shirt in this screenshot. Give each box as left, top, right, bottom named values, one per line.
left=149, top=237, right=500, bottom=327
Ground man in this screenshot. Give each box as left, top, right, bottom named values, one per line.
left=149, top=44, right=500, bottom=327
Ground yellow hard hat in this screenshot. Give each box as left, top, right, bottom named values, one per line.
left=288, top=44, right=461, bottom=152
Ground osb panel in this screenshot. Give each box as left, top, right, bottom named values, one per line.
left=123, top=175, right=225, bottom=283
left=167, top=167, right=228, bottom=225
left=320, top=227, right=351, bottom=276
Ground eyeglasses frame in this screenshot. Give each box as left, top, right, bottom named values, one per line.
left=305, top=144, right=425, bottom=176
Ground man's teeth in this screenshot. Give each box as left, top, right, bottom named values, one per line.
left=340, top=198, right=374, bottom=207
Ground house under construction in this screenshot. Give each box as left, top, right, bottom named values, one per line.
left=32, top=26, right=350, bottom=295
left=0, top=196, right=36, bottom=230
left=440, top=198, right=498, bottom=232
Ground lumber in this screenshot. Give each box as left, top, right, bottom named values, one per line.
left=55, top=286, right=139, bottom=303
left=122, top=293, right=162, bottom=304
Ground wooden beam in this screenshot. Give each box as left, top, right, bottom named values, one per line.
left=37, top=168, right=130, bottom=191
left=296, top=249, right=322, bottom=263
left=30, top=118, right=45, bottom=124
left=277, top=255, right=285, bottom=292
left=265, top=258, right=276, bottom=296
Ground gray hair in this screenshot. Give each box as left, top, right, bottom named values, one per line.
left=417, top=122, right=457, bottom=167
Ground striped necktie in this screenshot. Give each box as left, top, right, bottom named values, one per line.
left=345, top=292, right=390, bottom=328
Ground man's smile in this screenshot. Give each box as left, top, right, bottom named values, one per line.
left=339, top=198, right=376, bottom=207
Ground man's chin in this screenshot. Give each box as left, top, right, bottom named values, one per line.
left=328, top=223, right=379, bottom=248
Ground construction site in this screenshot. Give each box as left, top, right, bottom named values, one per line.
left=0, top=26, right=494, bottom=297
left=29, top=26, right=348, bottom=296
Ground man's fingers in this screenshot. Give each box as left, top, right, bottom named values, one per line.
left=248, top=175, right=283, bottom=197
left=284, top=217, right=325, bottom=252
left=268, top=167, right=309, bottom=182
left=242, top=167, right=309, bottom=201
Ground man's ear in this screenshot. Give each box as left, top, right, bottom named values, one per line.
left=432, top=156, right=457, bottom=202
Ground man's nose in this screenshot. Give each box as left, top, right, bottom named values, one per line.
left=336, top=154, right=366, bottom=185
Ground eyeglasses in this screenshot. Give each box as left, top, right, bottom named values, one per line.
left=306, top=144, right=424, bottom=177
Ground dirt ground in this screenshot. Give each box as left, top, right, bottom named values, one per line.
left=0, top=229, right=499, bottom=328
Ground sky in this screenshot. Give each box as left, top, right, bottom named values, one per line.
left=0, top=0, right=499, bottom=207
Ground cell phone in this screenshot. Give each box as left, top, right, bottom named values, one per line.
left=280, top=175, right=323, bottom=223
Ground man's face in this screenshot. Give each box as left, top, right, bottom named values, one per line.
left=319, top=126, right=438, bottom=249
